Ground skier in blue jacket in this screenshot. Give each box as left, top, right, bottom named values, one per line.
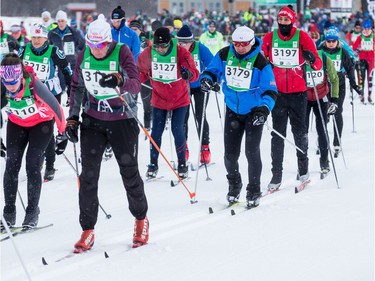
left=200, top=26, right=278, bottom=208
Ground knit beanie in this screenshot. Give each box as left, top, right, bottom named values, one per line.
left=151, top=20, right=162, bottom=32
left=111, top=6, right=125, bottom=19
left=10, top=25, right=21, bottom=33
left=325, top=27, right=339, bottom=41
left=56, top=10, right=68, bottom=21
left=30, top=23, right=48, bottom=38
left=86, top=14, right=112, bottom=44
left=153, top=27, right=171, bottom=44
left=129, top=20, right=143, bottom=31
left=176, top=25, right=194, bottom=42
left=41, top=11, right=51, bottom=20
left=277, top=5, right=296, bottom=24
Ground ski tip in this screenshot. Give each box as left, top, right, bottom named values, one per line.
left=230, top=209, right=236, bottom=216
left=294, top=187, right=299, bottom=194
left=42, top=257, right=48, bottom=265
left=208, top=207, right=213, bottom=214
left=104, top=251, right=109, bottom=258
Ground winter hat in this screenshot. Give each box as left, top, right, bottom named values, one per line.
left=323, top=21, right=332, bottom=30
left=153, top=27, right=171, bottom=44
left=111, top=6, right=125, bottom=19
left=129, top=20, right=143, bottom=31
left=232, top=26, right=255, bottom=43
left=86, top=14, right=112, bottom=44
left=30, top=23, right=48, bottom=38
left=325, top=27, right=339, bottom=41
left=41, top=11, right=51, bottom=20
left=173, top=19, right=183, bottom=29
left=277, top=5, right=296, bottom=24
left=70, top=18, right=77, bottom=27
left=354, top=20, right=362, bottom=27
left=363, top=20, right=372, bottom=29
left=10, top=25, right=21, bottom=33
left=176, top=25, right=194, bottom=42
left=163, top=18, right=174, bottom=28
left=151, top=20, right=162, bottom=32
left=56, top=10, right=68, bottom=21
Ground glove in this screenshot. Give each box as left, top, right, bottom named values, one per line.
left=141, top=40, right=149, bottom=49
left=252, top=106, right=270, bottom=126
left=55, top=133, right=68, bottom=155
left=65, top=116, right=80, bottom=143
left=0, top=138, right=6, bottom=158
left=98, top=73, right=124, bottom=88
left=180, top=67, right=192, bottom=80
left=327, top=99, right=338, bottom=115
left=302, top=50, right=316, bottom=64
left=200, top=77, right=213, bottom=92
left=351, top=84, right=363, bottom=95
left=212, top=83, right=221, bottom=92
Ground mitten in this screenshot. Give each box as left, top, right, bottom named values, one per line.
left=327, top=98, right=338, bottom=115
left=351, top=84, right=363, bottom=95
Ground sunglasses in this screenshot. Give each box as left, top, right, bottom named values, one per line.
left=326, top=40, right=337, bottom=43
left=153, top=42, right=170, bottom=49
left=111, top=18, right=124, bottom=23
left=2, top=78, right=21, bottom=86
left=233, top=41, right=251, bottom=47
left=87, top=41, right=108, bottom=49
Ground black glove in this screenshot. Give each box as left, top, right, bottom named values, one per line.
left=200, top=77, right=213, bottom=92
left=141, top=40, right=149, bottom=49
left=212, top=83, right=221, bottom=92
left=0, top=138, right=6, bottom=158
left=302, top=50, right=316, bottom=64
left=180, top=67, right=192, bottom=80
left=55, top=133, right=68, bottom=155
left=65, top=116, right=80, bottom=143
left=252, top=106, right=270, bottom=126
left=327, top=98, right=338, bottom=115
left=99, top=73, right=124, bottom=88
left=351, top=84, right=363, bottom=95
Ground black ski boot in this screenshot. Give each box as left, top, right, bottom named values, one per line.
left=22, top=207, right=40, bottom=230
left=43, top=168, right=56, bottom=182
left=226, top=174, right=242, bottom=204
left=177, top=163, right=188, bottom=179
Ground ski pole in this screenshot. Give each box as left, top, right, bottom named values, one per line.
left=332, top=115, right=347, bottom=169
left=114, top=88, right=196, bottom=202
left=264, top=123, right=305, bottom=154
left=67, top=148, right=112, bottom=219
left=349, top=86, right=356, bottom=133
left=17, top=190, right=26, bottom=212
left=188, top=89, right=211, bottom=181
left=308, top=66, right=340, bottom=188
left=1, top=215, right=33, bottom=281
left=209, top=83, right=224, bottom=135
left=141, top=82, right=153, bottom=90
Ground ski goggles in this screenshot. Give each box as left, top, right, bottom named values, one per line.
left=111, top=18, right=124, bottom=23
left=326, top=40, right=337, bottom=43
left=87, top=41, right=108, bottom=49
left=0, top=64, right=23, bottom=84
left=233, top=41, right=251, bottom=47
left=153, top=42, right=170, bottom=49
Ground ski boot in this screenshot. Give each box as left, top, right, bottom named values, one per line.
left=177, top=163, right=188, bottom=179
left=246, top=191, right=262, bottom=209
left=200, top=145, right=211, bottom=164
left=22, top=207, right=40, bottom=230
left=43, top=168, right=56, bottom=182
left=146, top=164, right=158, bottom=178
left=133, top=217, right=149, bottom=248
left=268, top=172, right=282, bottom=192
left=74, top=229, right=95, bottom=253
left=226, top=174, right=242, bottom=205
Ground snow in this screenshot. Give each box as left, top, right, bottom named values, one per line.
left=1, top=85, right=373, bottom=281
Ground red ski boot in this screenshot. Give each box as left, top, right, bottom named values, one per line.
left=74, top=229, right=95, bottom=253
left=200, top=145, right=211, bottom=164
left=132, top=217, right=149, bottom=248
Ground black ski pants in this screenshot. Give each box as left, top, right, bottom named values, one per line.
left=332, top=80, right=346, bottom=147
left=3, top=120, right=54, bottom=215
left=270, top=92, right=309, bottom=175
left=78, top=114, right=148, bottom=230
left=306, top=99, right=329, bottom=163
left=224, top=107, right=264, bottom=193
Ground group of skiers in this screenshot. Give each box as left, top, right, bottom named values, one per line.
left=0, top=4, right=374, bottom=252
